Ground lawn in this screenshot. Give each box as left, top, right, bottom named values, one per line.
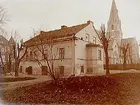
left=0, top=77, right=36, bottom=83
left=2, top=73, right=140, bottom=105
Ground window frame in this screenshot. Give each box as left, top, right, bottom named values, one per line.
left=59, top=48, right=65, bottom=59
left=98, top=49, right=102, bottom=60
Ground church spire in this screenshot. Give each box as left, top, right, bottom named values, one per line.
left=108, top=0, right=120, bottom=23
left=107, top=0, right=123, bottom=46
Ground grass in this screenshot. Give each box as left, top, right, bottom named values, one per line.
left=0, top=77, right=36, bottom=83
left=2, top=73, right=140, bottom=105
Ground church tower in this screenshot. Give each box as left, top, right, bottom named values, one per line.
left=107, top=0, right=123, bottom=46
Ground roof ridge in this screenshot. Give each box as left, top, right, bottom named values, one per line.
left=25, top=21, right=91, bottom=45
left=42, top=22, right=89, bottom=33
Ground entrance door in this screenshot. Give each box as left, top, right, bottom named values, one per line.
left=26, top=66, right=32, bottom=75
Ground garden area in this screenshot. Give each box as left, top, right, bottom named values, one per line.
left=1, top=73, right=140, bottom=105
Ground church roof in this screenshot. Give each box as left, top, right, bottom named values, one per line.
left=121, top=37, right=136, bottom=46
left=25, top=21, right=91, bottom=45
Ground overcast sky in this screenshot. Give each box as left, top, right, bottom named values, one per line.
left=0, top=0, right=140, bottom=42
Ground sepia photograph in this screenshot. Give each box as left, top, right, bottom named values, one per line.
left=0, top=0, right=140, bottom=105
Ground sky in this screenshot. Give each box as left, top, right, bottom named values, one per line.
left=0, top=0, right=140, bottom=42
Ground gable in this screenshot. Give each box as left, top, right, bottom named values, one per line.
left=75, top=21, right=100, bottom=44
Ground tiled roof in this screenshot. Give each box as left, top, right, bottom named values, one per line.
left=25, top=21, right=90, bottom=44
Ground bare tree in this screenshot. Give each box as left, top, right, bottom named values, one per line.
left=11, top=31, right=28, bottom=76
left=128, top=47, right=133, bottom=64
left=0, top=5, right=9, bottom=33
left=5, top=43, right=14, bottom=75
left=0, top=5, right=9, bottom=74
left=0, top=49, right=4, bottom=74
left=120, top=43, right=130, bottom=69
left=27, top=30, right=59, bottom=81
left=96, top=24, right=111, bottom=75
left=13, top=41, right=28, bottom=76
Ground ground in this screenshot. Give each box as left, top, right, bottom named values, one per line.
left=1, top=70, right=140, bottom=105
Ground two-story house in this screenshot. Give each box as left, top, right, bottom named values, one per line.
left=21, top=20, right=104, bottom=76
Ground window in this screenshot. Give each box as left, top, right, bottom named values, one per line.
left=87, top=68, right=93, bottom=74
left=59, top=48, right=65, bottom=59
left=93, top=37, right=96, bottom=44
left=98, top=50, right=102, bottom=60
left=33, top=50, right=37, bottom=59
left=30, top=51, right=33, bottom=59
left=86, top=33, right=90, bottom=41
left=81, top=66, right=84, bottom=73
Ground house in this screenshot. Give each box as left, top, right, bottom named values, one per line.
left=0, top=35, right=15, bottom=73
left=21, top=20, right=104, bottom=76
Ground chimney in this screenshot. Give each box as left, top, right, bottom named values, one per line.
left=40, top=31, right=45, bottom=34
left=61, top=25, right=67, bottom=29
left=87, top=20, right=91, bottom=24
left=87, top=20, right=94, bottom=25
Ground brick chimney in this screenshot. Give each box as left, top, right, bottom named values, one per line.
left=87, top=20, right=91, bottom=24
left=87, top=20, right=94, bottom=25
left=61, top=25, right=67, bottom=29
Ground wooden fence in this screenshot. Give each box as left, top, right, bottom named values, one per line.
left=104, top=64, right=140, bottom=70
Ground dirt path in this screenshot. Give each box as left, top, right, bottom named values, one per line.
left=0, top=75, right=51, bottom=91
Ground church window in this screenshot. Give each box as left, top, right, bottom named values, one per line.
left=111, top=25, right=114, bottom=30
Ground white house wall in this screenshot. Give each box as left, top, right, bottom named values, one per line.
left=74, top=22, right=103, bottom=75
left=21, top=40, right=74, bottom=75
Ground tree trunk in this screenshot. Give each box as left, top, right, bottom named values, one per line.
left=105, top=49, right=110, bottom=75
left=123, top=56, right=126, bottom=70
left=15, top=60, right=19, bottom=76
